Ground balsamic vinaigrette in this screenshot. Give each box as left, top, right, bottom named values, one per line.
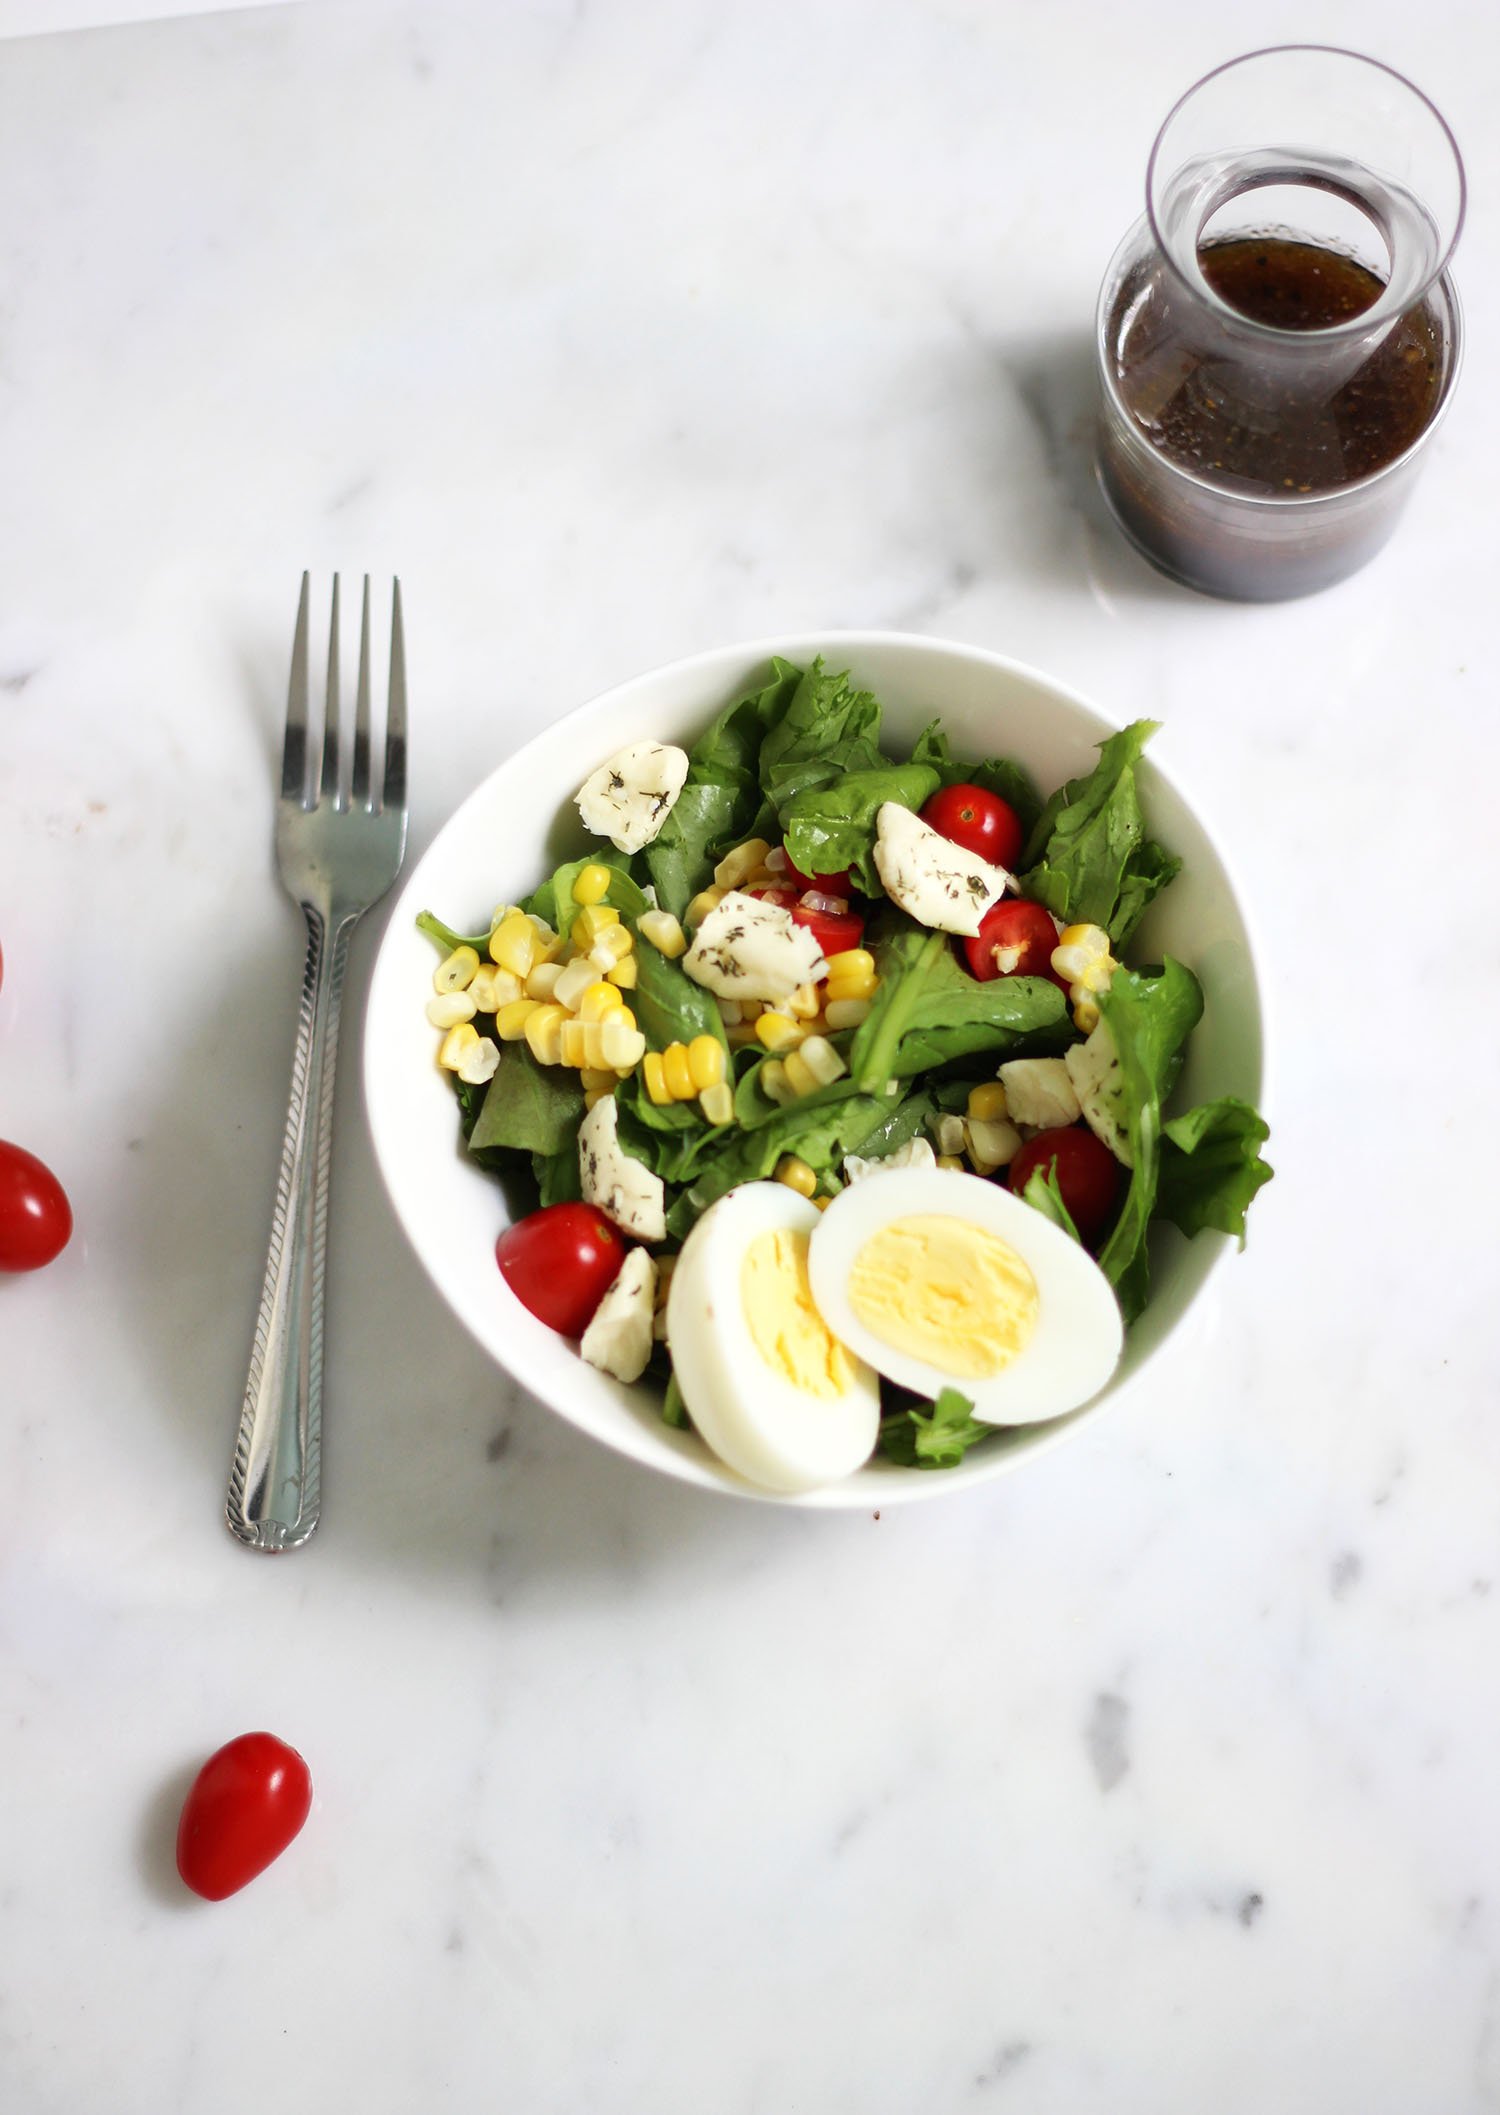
left=1110, top=235, right=1445, bottom=497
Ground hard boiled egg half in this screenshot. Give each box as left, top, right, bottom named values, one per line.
left=666, top=1182, right=881, bottom=1494
left=808, top=1166, right=1122, bottom=1427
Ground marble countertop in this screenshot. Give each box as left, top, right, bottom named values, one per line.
left=3, top=2, right=1498, bottom=2109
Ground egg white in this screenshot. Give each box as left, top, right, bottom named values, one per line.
left=808, top=1166, right=1123, bottom=1426
left=666, top=1181, right=881, bottom=1494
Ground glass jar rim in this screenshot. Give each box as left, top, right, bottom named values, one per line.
left=1144, top=44, right=1467, bottom=343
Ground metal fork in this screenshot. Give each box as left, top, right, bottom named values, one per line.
left=226, top=574, right=409, bottom=1552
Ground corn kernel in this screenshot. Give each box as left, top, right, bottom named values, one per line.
left=933, top=1113, right=968, bottom=1156
left=456, top=1036, right=501, bottom=1087
left=823, top=997, right=871, bottom=1032
left=797, top=1035, right=846, bottom=1087
left=580, top=1067, right=616, bottom=1093
left=967, top=1116, right=1021, bottom=1172
left=775, top=1155, right=818, bottom=1199
left=661, top=1043, right=695, bottom=1101
left=489, top=904, right=513, bottom=931
left=525, top=961, right=563, bottom=1001
left=718, top=999, right=744, bottom=1026
left=573, top=904, right=620, bottom=947
left=583, top=1085, right=612, bottom=1111
left=489, top=913, right=537, bottom=978
left=638, top=909, right=686, bottom=959
left=553, top=955, right=600, bottom=1012
left=782, top=1050, right=816, bottom=1098
left=826, top=949, right=876, bottom=982
left=787, top=983, right=822, bottom=1021
left=825, top=971, right=878, bottom=1004
left=426, top=992, right=477, bottom=1029
left=579, top=981, right=625, bottom=1023
left=434, top=945, right=481, bottom=994
left=560, top=1019, right=590, bottom=1068
left=935, top=1153, right=965, bottom=1171
left=523, top=1002, right=567, bottom=1066
left=686, top=1035, right=726, bottom=1092
left=813, top=1195, right=832, bottom=1212
left=588, top=924, right=634, bottom=968
left=725, top=1020, right=762, bottom=1049
left=755, top=1011, right=805, bottom=1052
left=1073, top=997, right=1101, bottom=1034
left=713, top=838, right=773, bottom=890
left=685, top=886, right=725, bottom=929
left=967, top=1081, right=1009, bottom=1123
left=599, top=1019, right=646, bottom=1072
left=571, top=863, right=614, bottom=907
left=438, top=1022, right=480, bottom=1069
left=495, top=998, right=541, bottom=1041
left=606, top=956, right=638, bottom=990
left=643, top=1051, right=670, bottom=1105
left=469, top=965, right=521, bottom=1013
left=758, top=1059, right=797, bottom=1106
left=528, top=916, right=564, bottom=963
left=699, top=1081, right=734, bottom=1126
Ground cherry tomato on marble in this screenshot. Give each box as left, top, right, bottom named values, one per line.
left=0, top=1140, right=73, bottom=1272
left=175, top=1732, right=313, bottom=1901
left=962, top=899, right=1068, bottom=988
left=1008, top=1126, right=1121, bottom=1246
left=920, top=782, right=1025, bottom=871
left=745, top=885, right=865, bottom=961
left=495, top=1201, right=626, bottom=1337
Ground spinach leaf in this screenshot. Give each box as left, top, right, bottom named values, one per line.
left=1017, top=721, right=1181, bottom=946
left=524, top=850, right=648, bottom=941
left=631, top=937, right=729, bottom=1055
left=665, top=1087, right=899, bottom=1239
left=758, top=659, right=887, bottom=810
left=532, top=1140, right=583, bottom=1206
left=1157, top=1098, right=1273, bottom=1242
left=643, top=660, right=801, bottom=917
left=615, top=1078, right=718, bottom=1187
left=878, top=1387, right=994, bottom=1470
left=417, top=910, right=491, bottom=955
left=470, top=1042, right=585, bottom=1157
left=911, top=723, right=1043, bottom=839
left=661, top=1371, right=690, bottom=1429
left=1020, top=1164, right=1081, bottom=1242
left=849, top=923, right=1068, bottom=1089
left=1094, top=960, right=1205, bottom=1322
left=782, top=763, right=939, bottom=895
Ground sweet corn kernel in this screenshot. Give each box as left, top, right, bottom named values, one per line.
left=600, top=1020, right=646, bottom=1072
left=686, top=1035, right=726, bottom=1092
left=718, top=999, right=744, bottom=1025
left=528, top=916, right=564, bottom=963
left=813, top=1195, right=832, bottom=1212
left=580, top=1067, right=616, bottom=1093
left=823, top=997, right=871, bottom=1032
left=643, top=1051, right=670, bottom=1105
left=755, top=1011, right=805, bottom=1052
left=560, top=1019, right=590, bottom=1069
left=725, top=1020, right=763, bottom=1049
left=638, top=909, right=686, bottom=958
left=713, top=838, right=773, bottom=889
left=573, top=903, right=620, bottom=946
left=434, top=945, right=481, bottom=994
left=606, top=956, right=638, bottom=990
left=588, top=924, right=634, bottom=969
left=583, top=1085, right=613, bottom=1111
left=933, top=1113, right=968, bottom=1156
left=571, top=863, right=614, bottom=907
left=826, top=949, right=876, bottom=981
left=438, top=1022, right=480, bottom=1069
left=495, top=998, right=541, bottom=1040
left=1073, top=996, right=1101, bottom=1034
left=489, top=904, right=513, bottom=931
left=775, top=1155, right=818, bottom=1199
left=685, top=886, right=725, bottom=928
left=797, top=1036, right=846, bottom=1087
left=699, top=1081, right=734, bottom=1126
left=662, top=1044, right=695, bottom=1101
left=782, top=1050, right=817, bottom=1098
left=525, top=961, right=564, bottom=1001
left=967, top=1081, right=1010, bottom=1123
left=579, top=981, right=625, bottom=1023
left=967, top=1116, right=1021, bottom=1172
left=523, top=1002, right=567, bottom=1066
left=456, top=1036, right=501, bottom=1087
left=469, top=965, right=521, bottom=1013
left=426, top=992, right=477, bottom=1029
left=787, top=983, right=822, bottom=1020
left=825, top=970, right=878, bottom=1004
left=935, top=1153, right=965, bottom=1171
left=553, top=955, right=601, bottom=1012
left=758, top=1059, right=797, bottom=1106
left=489, top=913, right=537, bottom=978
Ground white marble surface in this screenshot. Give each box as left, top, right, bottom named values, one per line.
left=2, top=1, right=1498, bottom=2108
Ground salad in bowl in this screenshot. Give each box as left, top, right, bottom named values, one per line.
left=370, top=639, right=1271, bottom=1503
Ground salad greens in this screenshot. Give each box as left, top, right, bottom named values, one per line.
left=421, top=655, right=1272, bottom=1472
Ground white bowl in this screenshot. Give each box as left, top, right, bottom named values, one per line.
left=364, top=632, right=1266, bottom=1507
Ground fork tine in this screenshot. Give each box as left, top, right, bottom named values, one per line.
left=319, top=574, right=341, bottom=807
left=383, top=577, right=407, bottom=811
left=282, top=572, right=311, bottom=803
left=350, top=576, right=373, bottom=807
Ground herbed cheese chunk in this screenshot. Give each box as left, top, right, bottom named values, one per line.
left=998, top=1057, right=1081, bottom=1130
left=578, top=1094, right=668, bottom=1241
left=581, top=1247, right=657, bottom=1384
left=683, top=889, right=828, bottom=1002
left=872, top=803, right=1008, bottom=937
left=575, top=741, right=690, bottom=855
left=1063, top=1020, right=1133, bottom=1167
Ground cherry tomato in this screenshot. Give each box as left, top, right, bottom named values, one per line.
left=496, top=1201, right=626, bottom=1337
left=0, top=1140, right=73, bottom=1272
left=781, top=849, right=854, bottom=896
left=175, top=1732, right=313, bottom=1901
left=745, top=886, right=865, bottom=961
left=1008, top=1126, right=1121, bottom=1245
left=920, top=782, right=1025, bottom=871
left=962, top=899, right=1068, bottom=988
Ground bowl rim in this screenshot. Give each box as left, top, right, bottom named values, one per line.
left=363, top=627, right=1271, bottom=1508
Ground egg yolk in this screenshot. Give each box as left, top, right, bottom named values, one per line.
left=847, top=1213, right=1038, bottom=1379
left=741, top=1228, right=853, bottom=1399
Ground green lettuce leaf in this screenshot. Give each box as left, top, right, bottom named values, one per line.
left=631, top=937, right=729, bottom=1056
left=469, top=1042, right=585, bottom=1157
left=878, top=1387, right=994, bottom=1470
left=531, top=1140, right=583, bottom=1207
left=782, top=762, right=940, bottom=894
left=665, top=1086, right=901, bottom=1239
left=416, top=910, right=491, bottom=956
left=848, top=922, right=1068, bottom=1089
left=757, top=659, right=886, bottom=811
left=1094, top=960, right=1204, bottom=1321
left=643, top=660, right=801, bottom=917
left=527, top=851, right=649, bottom=941
left=1017, top=721, right=1181, bottom=946
left=1020, top=1164, right=1081, bottom=1242
left=1157, top=1097, right=1273, bottom=1241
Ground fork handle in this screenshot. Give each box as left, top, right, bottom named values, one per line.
left=226, top=904, right=353, bottom=1552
